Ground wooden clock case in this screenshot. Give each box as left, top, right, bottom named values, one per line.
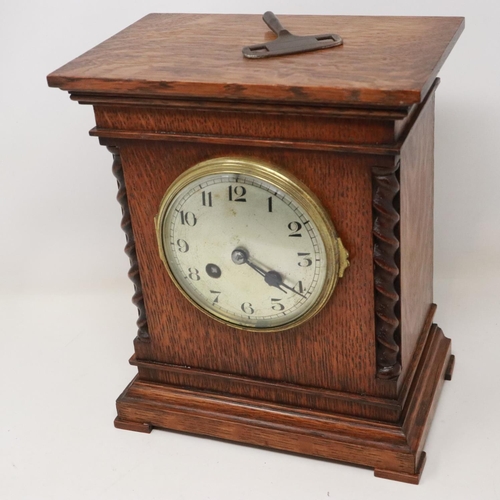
left=47, top=14, right=464, bottom=483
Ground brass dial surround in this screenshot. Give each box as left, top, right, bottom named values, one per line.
left=155, top=157, right=348, bottom=332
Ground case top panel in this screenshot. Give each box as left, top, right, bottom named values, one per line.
left=47, top=13, right=464, bottom=107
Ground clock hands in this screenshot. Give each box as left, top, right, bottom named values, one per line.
left=232, top=249, right=281, bottom=286
left=231, top=248, right=307, bottom=299
left=272, top=278, right=307, bottom=299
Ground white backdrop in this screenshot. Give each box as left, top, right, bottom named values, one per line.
left=1, top=1, right=500, bottom=499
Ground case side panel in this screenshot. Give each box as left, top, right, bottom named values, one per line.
left=399, top=93, right=435, bottom=383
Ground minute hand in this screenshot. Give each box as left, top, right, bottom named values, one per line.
left=245, top=260, right=267, bottom=279
left=273, top=279, right=307, bottom=299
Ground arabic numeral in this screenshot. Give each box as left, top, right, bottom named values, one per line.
left=293, top=281, right=304, bottom=294
left=241, top=302, right=254, bottom=314
left=176, top=239, right=189, bottom=253
left=201, top=191, right=213, bottom=207
left=288, top=221, right=302, bottom=237
left=271, top=298, right=285, bottom=311
left=297, top=252, right=312, bottom=267
left=210, top=290, right=221, bottom=304
left=188, top=268, right=200, bottom=281
left=180, top=210, right=197, bottom=226
left=229, top=185, right=246, bottom=202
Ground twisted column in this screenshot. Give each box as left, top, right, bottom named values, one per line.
left=372, top=163, right=401, bottom=379
left=108, top=146, right=150, bottom=342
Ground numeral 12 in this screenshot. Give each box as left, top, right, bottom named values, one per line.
left=228, top=185, right=246, bottom=202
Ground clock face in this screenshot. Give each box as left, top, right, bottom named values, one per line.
left=156, top=158, right=348, bottom=331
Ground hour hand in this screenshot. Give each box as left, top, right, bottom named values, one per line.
left=231, top=248, right=306, bottom=298
left=231, top=248, right=279, bottom=285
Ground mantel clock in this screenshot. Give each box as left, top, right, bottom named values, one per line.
left=48, top=13, right=464, bottom=483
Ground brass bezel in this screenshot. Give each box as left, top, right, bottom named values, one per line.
left=155, top=157, right=348, bottom=332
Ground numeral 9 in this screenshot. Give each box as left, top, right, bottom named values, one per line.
left=176, top=239, right=189, bottom=253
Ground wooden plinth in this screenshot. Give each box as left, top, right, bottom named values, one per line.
left=115, top=324, right=452, bottom=484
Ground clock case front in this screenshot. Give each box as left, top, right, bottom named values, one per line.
left=47, top=14, right=463, bottom=484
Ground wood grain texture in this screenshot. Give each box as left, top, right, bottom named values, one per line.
left=93, top=80, right=440, bottom=409
left=94, top=105, right=395, bottom=145
left=92, top=128, right=401, bottom=156
left=47, top=14, right=464, bottom=107
left=47, top=13, right=462, bottom=481
left=114, top=417, right=152, bottom=433
left=445, top=355, right=455, bottom=381
left=82, top=80, right=440, bottom=157
left=127, top=299, right=437, bottom=422
left=399, top=90, right=435, bottom=385
left=374, top=452, right=426, bottom=484
left=119, top=141, right=384, bottom=396
left=130, top=355, right=403, bottom=421
left=115, top=325, right=452, bottom=484
left=72, top=93, right=411, bottom=119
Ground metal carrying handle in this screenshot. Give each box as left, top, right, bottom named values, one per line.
left=242, top=11, right=343, bottom=59
left=262, top=11, right=289, bottom=35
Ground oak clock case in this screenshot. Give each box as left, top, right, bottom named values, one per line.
left=47, top=13, right=464, bottom=484
left=155, top=157, right=349, bottom=332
